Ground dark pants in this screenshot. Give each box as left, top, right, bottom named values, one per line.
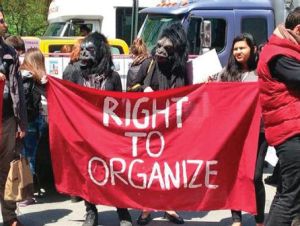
left=271, top=161, right=280, bottom=182
left=85, top=200, right=131, bottom=221
left=266, top=135, right=300, bottom=226
left=232, top=133, right=267, bottom=223
left=0, top=117, right=17, bottom=223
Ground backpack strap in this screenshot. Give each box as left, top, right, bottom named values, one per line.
left=143, top=59, right=155, bottom=88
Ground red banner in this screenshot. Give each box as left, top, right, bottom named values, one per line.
left=47, top=76, right=261, bottom=214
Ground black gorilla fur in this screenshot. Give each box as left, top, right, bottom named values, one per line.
left=152, top=23, right=188, bottom=78
left=81, top=32, right=114, bottom=77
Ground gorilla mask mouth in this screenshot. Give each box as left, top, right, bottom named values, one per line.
left=79, top=58, right=93, bottom=68
left=155, top=54, right=168, bottom=63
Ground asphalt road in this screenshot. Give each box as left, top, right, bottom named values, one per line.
left=0, top=170, right=276, bottom=226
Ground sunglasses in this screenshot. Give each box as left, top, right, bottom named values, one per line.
left=0, top=18, right=5, bottom=24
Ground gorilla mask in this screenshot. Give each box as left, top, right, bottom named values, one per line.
left=79, top=32, right=108, bottom=70
left=152, top=23, right=188, bottom=73
left=78, top=32, right=114, bottom=76
left=155, top=37, right=174, bottom=64
left=79, top=40, right=97, bottom=68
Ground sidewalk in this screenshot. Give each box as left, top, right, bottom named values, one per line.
left=0, top=174, right=276, bottom=226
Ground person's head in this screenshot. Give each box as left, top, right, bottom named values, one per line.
left=60, top=44, right=73, bottom=54
left=80, top=24, right=91, bottom=37
left=0, top=7, right=8, bottom=37
left=285, top=7, right=300, bottom=36
left=153, top=23, right=188, bottom=75
left=5, top=35, right=25, bottom=55
left=221, top=33, right=257, bottom=81
left=79, top=32, right=113, bottom=76
left=20, top=48, right=46, bottom=81
left=70, top=39, right=82, bottom=63
left=130, top=38, right=148, bottom=58
left=229, top=33, right=257, bottom=69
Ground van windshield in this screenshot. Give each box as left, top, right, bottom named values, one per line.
left=139, top=15, right=181, bottom=51
left=44, top=23, right=66, bottom=36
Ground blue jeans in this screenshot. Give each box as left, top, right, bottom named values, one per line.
left=22, top=115, right=47, bottom=174
left=266, top=135, right=300, bottom=226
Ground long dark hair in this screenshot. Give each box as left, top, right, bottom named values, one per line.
left=221, top=33, right=257, bottom=81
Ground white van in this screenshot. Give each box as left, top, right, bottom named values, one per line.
left=44, top=0, right=161, bottom=44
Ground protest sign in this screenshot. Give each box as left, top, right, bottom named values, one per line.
left=187, top=49, right=222, bottom=84
left=47, top=77, right=260, bottom=213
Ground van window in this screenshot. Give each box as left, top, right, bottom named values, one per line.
left=187, top=18, right=226, bottom=54
left=242, top=18, right=268, bottom=46
left=65, top=23, right=93, bottom=36
left=116, top=7, right=147, bottom=45
left=187, top=17, right=202, bottom=55
left=74, top=23, right=93, bottom=36
left=48, top=44, right=123, bottom=55
left=140, top=15, right=181, bottom=52
left=44, top=23, right=65, bottom=36
left=49, top=44, right=73, bottom=53
left=208, top=19, right=226, bottom=53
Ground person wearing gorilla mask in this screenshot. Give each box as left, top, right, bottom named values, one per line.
left=129, top=23, right=188, bottom=93
left=130, top=23, right=188, bottom=225
left=67, top=32, right=132, bottom=226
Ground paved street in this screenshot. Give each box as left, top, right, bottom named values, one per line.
left=0, top=170, right=276, bottom=226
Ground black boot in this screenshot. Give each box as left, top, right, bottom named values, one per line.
left=117, top=208, right=132, bottom=226
left=33, top=173, right=45, bottom=197
left=83, top=209, right=98, bottom=226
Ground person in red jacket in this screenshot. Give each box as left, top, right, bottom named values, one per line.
left=257, top=7, right=300, bottom=226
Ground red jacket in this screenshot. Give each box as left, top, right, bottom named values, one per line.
left=257, top=34, right=300, bottom=146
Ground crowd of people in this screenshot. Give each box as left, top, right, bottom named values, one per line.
left=0, top=4, right=300, bottom=226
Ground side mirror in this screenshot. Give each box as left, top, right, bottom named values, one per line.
left=200, top=20, right=212, bottom=49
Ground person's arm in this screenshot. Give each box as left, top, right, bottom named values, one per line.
left=62, top=64, right=73, bottom=81
left=127, top=59, right=151, bottom=92
left=16, top=70, right=27, bottom=138
left=268, top=55, right=300, bottom=87
left=34, top=82, right=46, bottom=97
left=113, top=71, right=122, bottom=92
left=126, top=66, right=137, bottom=90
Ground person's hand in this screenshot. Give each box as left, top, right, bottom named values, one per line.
left=0, top=72, right=6, bottom=81
left=16, top=131, right=26, bottom=139
left=41, top=74, right=48, bottom=84
left=144, top=86, right=153, bottom=92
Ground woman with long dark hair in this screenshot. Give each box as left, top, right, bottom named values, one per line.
left=215, top=33, right=266, bottom=226
left=216, top=33, right=258, bottom=82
